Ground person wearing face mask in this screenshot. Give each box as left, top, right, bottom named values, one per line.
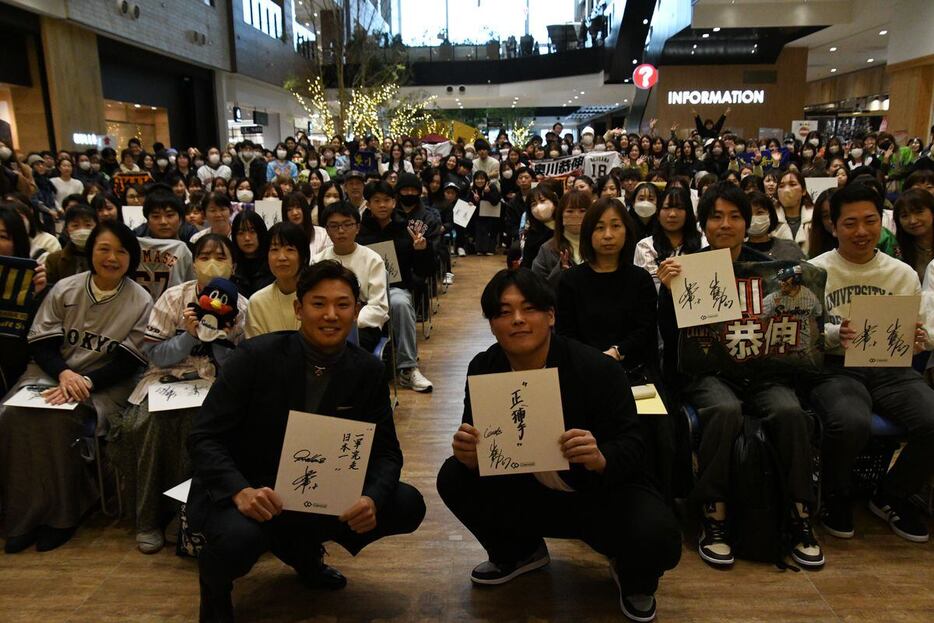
left=773, top=170, right=814, bottom=254
left=469, top=170, right=501, bottom=256
left=73, top=153, right=105, bottom=188
left=845, top=138, right=878, bottom=172
left=298, top=149, right=332, bottom=185
left=197, top=147, right=233, bottom=186
left=744, top=192, right=806, bottom=261
left=42, top=204, right=98, bottom=286
left=701, top=140, right=730, bottom=178
left=267, top=142, right=298, bottom=182
left=628, top=182, right=660, bottom=242
left=531, top=189, right=589, bottom=288
left=798, top=141, right=827, bottom=177
left=634, top=186, right=703, bottom=290
left=110, top=233, right=246, bottom=555
left=520, top=187, right=559, bottom=270
left=150, top=150, right=174, bottom=184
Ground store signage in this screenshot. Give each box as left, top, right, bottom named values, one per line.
left=667, top=90, right=765, bottom=105
left=633, top=64, right=658, bottom=89
left=240, top=125, right=264, bottom=135
left=72, top=133, right=100, bottom=146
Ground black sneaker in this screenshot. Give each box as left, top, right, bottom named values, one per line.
left=3, top=531, right=37, bottom=554
left=609, top=560, right=657, bottom=622
left=790, top=515, right=825, bottom=568
left=820, top=495, right=854, bottom=539
left=698, top=511, right=733, bottom=566
left=35, top=525, right=75, bottom=552
left=469, top=543, right=549, bottom=585
left=870, top=492, right=930, bottom=543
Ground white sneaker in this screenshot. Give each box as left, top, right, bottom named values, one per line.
left=443, top=272, right=454, bottom=285
left=399, top=367, right=433, bottom=392
left=457, top=247, right=466, bottom=257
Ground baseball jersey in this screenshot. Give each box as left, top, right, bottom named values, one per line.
left=28, top=272, right=152, bottom=373
left=762, top=285, right=823, bottom=350
left=146, top=280, right=248, bottom=346
left=134, top=237, right=194, bottom=302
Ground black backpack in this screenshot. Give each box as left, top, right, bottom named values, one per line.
left=729, top=416, right=792, bottom=566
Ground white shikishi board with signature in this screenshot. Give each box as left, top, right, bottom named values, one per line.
left=274, top=410, right=375, bottom=515
left=468, top=368, right=569, bottom=477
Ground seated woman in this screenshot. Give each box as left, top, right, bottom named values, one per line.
left=0, top=221, right=151, bottom=553
left=246, top=222, right=310, bottom=337
left=744, top=191, right=806, bottom=261
left=519, top=186, right=560, bottom=270
left=894, top=188, right=934, bottom=283
left=230, top=211, right=274, bottom=297
left=633, top=186, right=703, bottom=289
left=531, top=189, right=589, bottom=289
left=91, top=192, right=123, bottom=223
left=0, top=204, right=48, bottom=396
left=11, top=199, right=60, bottom=261
left=281, top=192, right=331, bottom=259
left=556, top=196, right=659, bottom=384
left=628, top=181, right=660, bottom=242
left=110, top=234, right=247, bottom=554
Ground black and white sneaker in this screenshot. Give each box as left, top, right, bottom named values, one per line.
left=870, top=492, right=930, bottom=543
left=790, top=515, right=825, bottom=568
left=609, top=560, right=657, bottom=622
left=469, top=543, right=550, bottom=585
left=820, top=494, right=854, bottom=539
left=698, top=510, right=734, bottom=566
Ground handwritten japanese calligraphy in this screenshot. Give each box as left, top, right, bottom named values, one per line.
left=148, top=379, right=212, bottom=412
left=275, top=411, right=375, bottom=515
left=845, top=295, right=919, bottom=368
left=468, top=368, right=568, bottom=477
left=671, top=249, right=741, bottom=328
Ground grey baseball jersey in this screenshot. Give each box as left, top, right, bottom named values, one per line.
left=134, top=237, right=194, bottom=302
left=28, top=272, right=152, bottom=373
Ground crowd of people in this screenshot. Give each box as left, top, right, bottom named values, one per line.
left=1, top=112, right=934, bottom=622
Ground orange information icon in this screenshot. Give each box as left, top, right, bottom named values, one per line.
left=633, top=64, right=658, bottom=89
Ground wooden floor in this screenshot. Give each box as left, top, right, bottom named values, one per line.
left=2, top=255, right=933, bottom=622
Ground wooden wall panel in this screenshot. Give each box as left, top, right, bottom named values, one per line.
left=886, top=61, right=934, bottom=138
left=805, top=66, right=888, bottom=106
left=40, top=16, right=106, bottom=151
left=8, top=34, right=50, bottom=153
left=654, top=47, right=809, bottom=139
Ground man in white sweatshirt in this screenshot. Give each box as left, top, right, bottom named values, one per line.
left=808, top=182, right=934, bottom=544
left=314, top=201, right=389, bottom=348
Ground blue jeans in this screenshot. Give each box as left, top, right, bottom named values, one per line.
left=389, top=287, right=418, bottom=369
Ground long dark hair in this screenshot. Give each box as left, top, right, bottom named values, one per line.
left=579, top=196, right=638, bottom=266
left=0, top=203, right=31, bottom=257
left=281, top=192, right=316, bottom=243
left=551, top=189, right=592, bottom=255
left=894, top=188, right=934, bottom=271
left=230, top=211, right=269, bottom=264
left=807, top=188, right=838, bottom=257
left=653, top=186, right=701, bottom=263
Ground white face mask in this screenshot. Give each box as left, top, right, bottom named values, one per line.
left=850, top=148, right=864, bottom=159
left=549, top=150, right=560, bottom=158
left=581, top=135, right=594, bottom=146
left=808, top=138, right=820, bottom=147
left=156, top=158, right=169, bottom=168
left=633, top=200, right=657, bottom=218
left=668, top=145, right=677, bottom=154
left=0, top=146, right=12, bottom=161
left=531, top=202, right=554, bottom=222
left=194, top=259, right=233, bottom=283
left=240, top=150, right=254, bottom=161
left=236, top=189, right=254, bottom=203
left=502, top=168, right=513, bottom=179
left=78, top=160, right=91, bottom=171
left=747, top=213, right=771, bottom=236
left=277, top=149, right=288, bottom=160
left=208, top=153, right=220, bottom=165
left=169, top=155, right=177, bottom=165
left=403, top=147, right=413, bottom=155
left=571, top=148, right=582, bottom=155
left=69, top=228, right=92, bottom=250
left=593, top=144, right=606, bottom=152
left=308, top=160, right=318, bottom=168
left=802, top=150, right=814, bottom=160
left=222, top=155, right=233, bottom=166
left=323, top=196, right=341, bottom=206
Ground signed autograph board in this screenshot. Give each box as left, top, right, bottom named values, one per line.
left=844, top=295, right=920, bottom=368
left=367, top=241, right=402, bottom=285
left=148, top=379, right=212, bottom=412
left=670, top=248, right=742, bottom=328
left=274, top=411, right=375, bottom=515
left=467, top=368, right=569, bottom=477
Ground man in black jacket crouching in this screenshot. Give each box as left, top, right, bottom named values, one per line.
left=436, top=268, right=681, bottom=623
left=188, top=260, right=425, bottom=622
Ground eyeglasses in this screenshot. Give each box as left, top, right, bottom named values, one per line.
left=326, top=222, right=357, bottom=232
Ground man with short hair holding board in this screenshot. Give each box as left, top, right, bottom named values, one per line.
left=807, top=182, right=934, bottom=544
left=436, top=268, right=680, bottom=623
left=188, top=260, right=425, bottom=622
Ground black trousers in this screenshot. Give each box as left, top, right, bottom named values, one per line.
left=198, top=482, right=425, bottom=592
left=436, top=457, right=681, bottom=595
left=809, top=364, right=934, bottom=499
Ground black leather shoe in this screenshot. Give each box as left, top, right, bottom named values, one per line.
left=298, top=561, right=347, bottom=590
left=35, top=526, right=75, bottom=552
left=4, top=531, right=37, bottom=554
